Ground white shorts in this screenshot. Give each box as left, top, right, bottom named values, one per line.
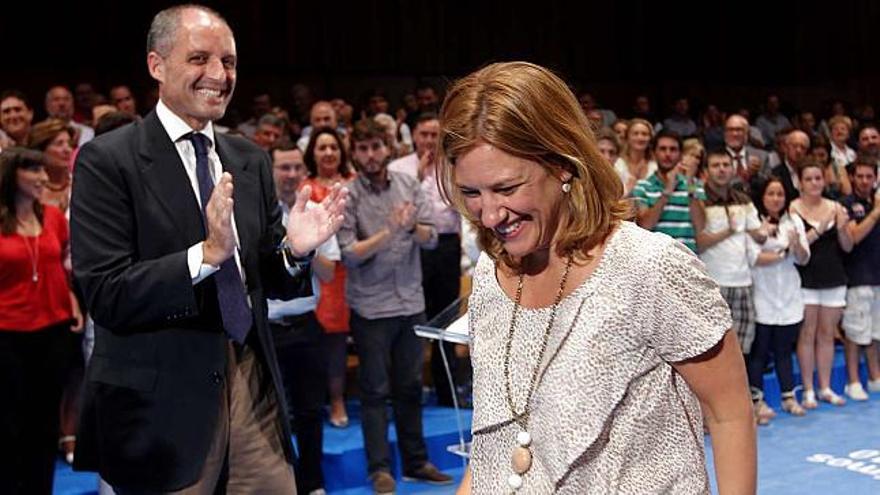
left=842, top=286, right=880, bottom=345
left=802, top=286, right=847, bottom=308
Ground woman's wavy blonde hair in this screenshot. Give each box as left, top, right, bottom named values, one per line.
left=437, top=61, right=628, bottom=267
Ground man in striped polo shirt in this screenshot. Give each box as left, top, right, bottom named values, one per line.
left=632, top=130, right=706, bottom=252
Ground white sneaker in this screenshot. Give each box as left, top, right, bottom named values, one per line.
left=868, top=379, right=880, bottom=393
left=844, top=382, right=869, bottom=401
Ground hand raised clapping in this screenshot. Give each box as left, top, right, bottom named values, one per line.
left=286, top=182, right=349, bottom=256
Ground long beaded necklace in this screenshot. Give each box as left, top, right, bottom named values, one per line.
left=502, top=255, right=573, bottom=491
left=17, top=218, right=40, bottom=283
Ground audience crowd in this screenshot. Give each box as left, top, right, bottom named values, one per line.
left=2, top=79, right=880, bottom=494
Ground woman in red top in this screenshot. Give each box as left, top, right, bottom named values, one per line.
left=301, top=127, right=356, bottom=427
left=27, top=119, right=75, bottom=213
left=0, top=148, right=83, bottom=495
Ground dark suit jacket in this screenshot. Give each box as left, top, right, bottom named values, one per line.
left=771, top=162, right=801, bottom=203
left=70, top=111, right=302, bottom=491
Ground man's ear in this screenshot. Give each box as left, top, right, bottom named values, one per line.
left=147, top=52, right=165, bottom=84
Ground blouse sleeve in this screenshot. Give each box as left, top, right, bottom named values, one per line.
left=647, top=239, right=732, bottom=362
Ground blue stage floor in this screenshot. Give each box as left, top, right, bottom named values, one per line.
left=54, top=354, right=880, bottom=494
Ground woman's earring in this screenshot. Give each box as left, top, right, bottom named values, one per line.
left=561, top=181, right=572, bottom=193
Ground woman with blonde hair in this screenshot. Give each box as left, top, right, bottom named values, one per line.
left=439, top=61, right=755, bottom=494
left=613, top=117, right=655, bottom=195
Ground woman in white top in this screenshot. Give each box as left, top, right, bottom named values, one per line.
left=747, top=177, right=810, bottom=423
left=612, top=118, right=656, bottom=195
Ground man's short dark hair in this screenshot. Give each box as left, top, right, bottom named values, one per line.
left=257, top=113, right=284, bottom=129
left=846, top=154, right=878, bottom=177
left=147, top=4, right=228, bottom=57
left=94, top=111, right=137, bottom=136
left=350, top=119, right=389, bottom=146
left=413, top=112, right=439, bottom=130
left=0, top=89, right=31, bottom=109
left=269, top=140, right=299, bottom=158
left=652, top=129, right=682, bottom=151
left=858, top=122, right=879, bottom=138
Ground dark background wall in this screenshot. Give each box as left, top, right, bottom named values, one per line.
left=3, top=0, right=879, bottom=121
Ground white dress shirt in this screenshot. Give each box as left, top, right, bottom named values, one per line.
left=154, top=100, right=244, bottom=286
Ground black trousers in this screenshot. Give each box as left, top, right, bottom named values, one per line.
left=422, top=234, right=462, bottom=407
left=0, top=323, right=74, bottom=495
left=273, top=313, right=327, bottom=494
left=747, top=321, right=801, bottom=395
left=350, top=311, right=428, bottom=474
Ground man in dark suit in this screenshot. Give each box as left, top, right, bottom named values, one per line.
left=771, top=129, right=810, bottom=202
left=723, top=114, right=769, bottom=194
left=70, top=5, right=346, bottom=493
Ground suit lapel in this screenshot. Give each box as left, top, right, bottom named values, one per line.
left=137, top=112, right=205, bottom=245
left=214, top=135, right=256, bottom=275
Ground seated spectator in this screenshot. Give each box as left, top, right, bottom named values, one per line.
left=578, top=91, right=617, bottom=127
left=631, top=94, right=655, bottom=123
left=796, top=110, right=819, bottom=140
left=700, top=104, right=725, bottom=151
left=748, top=176, right=810, bottom=422
left=93, top=111, right=137, bottom=137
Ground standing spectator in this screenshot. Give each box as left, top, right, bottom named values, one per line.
left=389, top=112, right=464, bottom=407
left=108, top=85, right=138, bottom=117
left=697, top=151, right=766, bottom=358
left=297, top=101, right=340, bottom=151
left=857, top=123, right=880, bottom=165
left=632, top=130, right=706, bottom=253
left=268, top=141, right=337, bottom=495
left=595, top=127, right=622, bottom=167
left=659, top=97, right=697, bottom=138
left=613, top=118, right=655, bottom=195
left=756, top=94, right=792, bottom=150
left=748, top=177, right=810, bottom=421
left=723, top=114, right=768, bottom=194
left=840, top=157, right=880, bottom=400
left=338, top=119, right=451, bottom=493
left=0, top=148, right=83, bottom=495
left=771, top=129, right=809, bottom=202
left=251, top=113, right=285, bottom=151
left=44, top=86, right=94, bottom=147
left=828, top=115, right=857, bottom=168
left=300, top=127, right=356, bottom=429
left=1, top=90, right=34, bottom=147
left=27, top=119, right=75, bottom=213
left=811, top=134, right=850, bottom=199
left=700, top=104, right=725, bottom=151
left=577, top=91, right=617, bottom=127
left=790, top=159, right=854, bottom=408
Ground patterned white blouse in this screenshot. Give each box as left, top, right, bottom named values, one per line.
left=467, top=222, right=731, bottom=494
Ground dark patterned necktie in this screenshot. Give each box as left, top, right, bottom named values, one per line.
left=188, top=132, right=252, bottom=343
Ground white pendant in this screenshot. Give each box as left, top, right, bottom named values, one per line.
left=507, top=473, right=523, bottom=490
left=516, top=430, right=531, bottom=447
left=32, top=273, right=38, bottom=283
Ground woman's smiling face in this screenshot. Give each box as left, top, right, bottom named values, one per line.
left=454, top=143, right=569, bottom=260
